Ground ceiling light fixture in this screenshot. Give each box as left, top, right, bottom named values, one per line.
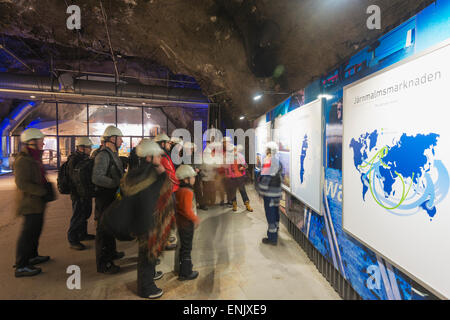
left=253, top=94, right=263, bottom=101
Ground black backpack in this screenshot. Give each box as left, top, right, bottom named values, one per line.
left=57, top=159, right=72, bottom=194
left=72, top=157, right=96, bottom=198
left=72, top=149, right=117, bottom=198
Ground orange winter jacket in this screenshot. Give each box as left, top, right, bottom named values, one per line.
left=175, top=186, right=199, bottom=227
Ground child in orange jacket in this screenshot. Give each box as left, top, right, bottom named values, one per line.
left=174, top=165, right=200, bottom=280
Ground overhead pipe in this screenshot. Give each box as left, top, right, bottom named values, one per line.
left=0, top=72, right=208, bottom=104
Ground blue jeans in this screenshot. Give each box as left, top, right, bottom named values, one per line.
left=263, top=196, right=280, bottom=243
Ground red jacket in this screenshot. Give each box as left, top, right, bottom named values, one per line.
left=175, top=187, right=199, bottom=227
left=161, top=152, right=179, bottom=192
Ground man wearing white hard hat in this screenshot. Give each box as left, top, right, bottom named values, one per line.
left=13, top=128, right=54, bottom=277
left=110, top=139, right=175, bottom=299
left=66, top=137, right=95, bottom=251
left=92, top=125, right=125, bottom=274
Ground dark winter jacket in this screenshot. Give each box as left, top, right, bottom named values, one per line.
left=13, top=147, right=48, bottom=216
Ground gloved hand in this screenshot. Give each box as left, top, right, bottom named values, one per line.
left=42, top=182, right=56, bottom=202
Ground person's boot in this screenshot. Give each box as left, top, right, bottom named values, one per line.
left=28, top=255, right=50, bottom=265
left=262, top=237, right=277, bottom=246
left=146, top=287, right=164, bottom=299
left=245, top=201, right=253, bottom=212
left=165, top=243, right=177, bottom=250
left=153, top=271, right=164, bottom=280
left=178, top=259, right=199, bottom=281
left=70, top=242, right=86, bottom=251
left=98, top=261, right=120, bottom=274
left=15, top=265, right=42, bottom=278
left=232, top=201, right=238, bottom=212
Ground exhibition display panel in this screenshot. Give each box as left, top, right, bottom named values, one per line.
left=343, top=39, right=450, bottom=299
left=289, top=99, right=324, bottom=214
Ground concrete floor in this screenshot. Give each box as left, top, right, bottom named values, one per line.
left=0, top=172, right=340, bottom=300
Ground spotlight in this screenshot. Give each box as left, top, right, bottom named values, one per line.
left=30, top=95, right=36, bottom=99
left=253, top=94, right=263, bottom=101
left=239, top=116, right=245, bottom=120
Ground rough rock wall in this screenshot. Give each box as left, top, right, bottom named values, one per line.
left=0, top=0, right=434, bottom=121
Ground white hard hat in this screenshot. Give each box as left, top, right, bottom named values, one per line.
left=75, top=137, right=93, bottom=147
left=176, top=164, right=197, bottom=180
left=102, top=125, right=123, bottom=138
left=20, top=128, right=45, bottom=143
left=154, top=133, right=170, bottom=142
left=170, top=136, right=183, bottom=145
left=265, top=141, right=279, bottom=154
left=223, top=136, right=232, bottom=143
left=136, top=139, right=165, bottom=157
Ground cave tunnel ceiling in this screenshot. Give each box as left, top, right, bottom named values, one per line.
left=0, top=0, right=432, bottom=123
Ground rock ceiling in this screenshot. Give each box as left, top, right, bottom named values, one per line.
left=0, top=0, right=433, bottom=125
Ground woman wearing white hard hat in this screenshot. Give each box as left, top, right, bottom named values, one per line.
left=256, top=141, right=283, bottom=245
left=13, top=128, right=55, bottom=277
left=103, top=138, right=175, bottom=299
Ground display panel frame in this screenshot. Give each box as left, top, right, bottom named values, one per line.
left=342, top=38, right=450, bottom=300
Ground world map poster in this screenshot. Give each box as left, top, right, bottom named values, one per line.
left=290, top=99, right=323, bottom=213
left=342, top=40, right=450, bottom=299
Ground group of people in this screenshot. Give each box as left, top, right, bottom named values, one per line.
left=12, top=124, right=283, bottom=299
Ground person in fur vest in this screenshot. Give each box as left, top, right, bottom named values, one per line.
left=174, top=165, right=200, bottom=281
left=107, top=139, right=175, bottom=299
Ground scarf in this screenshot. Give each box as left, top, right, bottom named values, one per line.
left=27, top=147, right=47, bottom=184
